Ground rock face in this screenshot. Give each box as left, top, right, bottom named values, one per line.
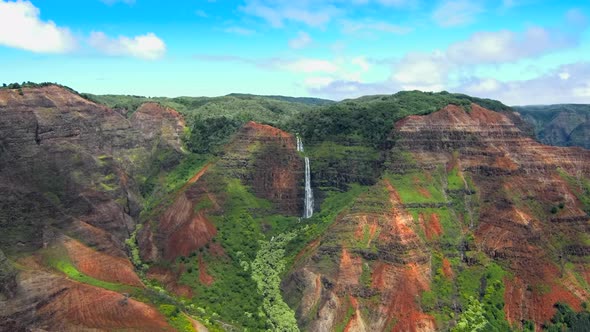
left=393, top=104, right=590, bottom=329
left=0, top=86, right=184, bottom=254
left=139, top=120, right=304, bottom=269
left=219, top=121, right=304, bottom=215
left=284, top=181, right=435, bottom=332
left=0, top=249, right=17, bottom=299
left=287, top=103, right=590, bottom=331
left=0, top=85, right=185, bottom=331
left=0, top=259, right=171, bottom=332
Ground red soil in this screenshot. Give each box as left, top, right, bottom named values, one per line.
left=338, top=248, right=362, bottom=288
left=184, top=163, right=211, bottom=188
left=208, top=242, right=226, bottom=257
left=441, top=257, right=453, bottom=279
left=372, top=262, right=434, bottom=332
left=295, top=238, right=320, bottom=263
left=198, top=256, right=214, bottom=286
left=160, top=193, right=217, bottom=260
left=504, top=275, right=584, bottom=330
left=38, top=280, right=172, bottom=331
left=426, top=213, right=443, bottom=240
left=244, top=121, right=292, bottom=139
left=418, top=187, right=432, bottom=199
left=64, top=238, right=143, bottom=287
left=147, top=266, right=194, bottom=298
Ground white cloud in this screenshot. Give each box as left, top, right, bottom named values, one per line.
left=432, top=0, right=483, bottom=27
left=457, top=62, right=590, bottom=104
left=463, top=78, right=500, bottom=93
left=392, top=51, right=450, bottom=91
left=240, top=1, right=337, bottom=28
left=304, top=76, right=335, bottom=89
left=283, top=59, right=340, bottom=73
left=447, top=26, right=576, bottom=64
left=559, top=72, right=570, bottom=80
left=0, top=0, right=76, bottom=53
left=88, top=32, right=166, bottom=60
left=352, top=56, right=370, bottom=72
left=341, top=19, right=412, bottom=35
left=289, top=31, right=312, bottom=49
left=389, top=15, right=584, bottom=92
left=224, top=26, right=256, bottom=35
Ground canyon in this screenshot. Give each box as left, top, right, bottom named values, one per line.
left=0, top=85, right=589, bottom=331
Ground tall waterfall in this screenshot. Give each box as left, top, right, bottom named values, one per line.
left=296, top=135, right=304, bottom=152
left=303, top=157, right=314, bottom=218
left=297, top=135, right=313, bottom=218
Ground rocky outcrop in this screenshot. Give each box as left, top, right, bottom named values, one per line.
left=219, top=121, right=304, bottom=215
left=391, top=103, right=590, bottom=329
left=0, top=86, right=185, bottom=255
left=285, top=181, right=434, bottom=332
left=0, top=85, right=185, bottom=331
left=0, top=249, right=17, bottom=299
left=287, top=103, right=590, bottom=331
left=0, top=261, right=172, bottom=332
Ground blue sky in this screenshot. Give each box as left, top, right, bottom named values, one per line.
left=0, top=0, right=589, bottom=104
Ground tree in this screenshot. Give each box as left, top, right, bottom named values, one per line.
left=452, top=297, right=489, bottom=332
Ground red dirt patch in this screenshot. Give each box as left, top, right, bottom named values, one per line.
left=417, top=187, right=432, bottom=199
left=442, top=258, right=453, bottom=279
left=371, top=262, right=434, bottom=332
left=147, top=266, right=194, bottom=298
left=295, top=238, right=321, bottom=263
left=64, top=238, right=143, bottom=287
left=160, top=192, right=217, bottom=260
left=198, top=256, right=214, bottom=286
left=38, top=280, right=172, bottom=331
left=504, top=276, right=583, bottom=330
left=338, top=248, right=362, bottom=288
left=424, top=213, right=443, bottom=240
left=244, top=121, right=292, bottom=139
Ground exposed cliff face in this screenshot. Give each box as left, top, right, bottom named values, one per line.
left=0, top=249, right=17, bottom=300
left=0, top=257, right=170, bottom=332
left=285, top=180, right=435, bottom=332
left=219, top=121, right=304, bottom=215
left=0, top=86, right=185, bottom=254
left=0, top=86, right=186, bottom=331
left=287, top=103, right=590, bottom=331
left=393, top=104, right=590, bottom=329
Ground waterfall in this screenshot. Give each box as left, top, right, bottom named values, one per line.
left=303, top=157, right=314, bottom=218
left=296, top=135, right=304, bottom=152
left=298, top=135, right=313, bottom=218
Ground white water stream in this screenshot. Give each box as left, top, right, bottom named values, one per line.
left=297, top=135, right=313, bottom=218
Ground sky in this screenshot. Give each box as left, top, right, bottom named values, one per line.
left=0, top=0, right=589, bottom=105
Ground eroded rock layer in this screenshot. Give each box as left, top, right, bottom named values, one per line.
left=287, top=103, right=590, bottom=331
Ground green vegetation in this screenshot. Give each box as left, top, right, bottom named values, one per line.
left=1, top=81, right=80, bottom=94
left=545, top=302, right=590, bottom=331
left=140, top=153, right=210, bottom=217
left=290, top=90, right=509, bottom=148
left=250, top=232, right=299, bottom=331
left=184, top=116, right=243, bottom=154
left=513, top=104, right=590, bottom=149
left=452, top=297, right=488, bottom=332
left=43, top=246, right=138, bottom=293
left=158, top=304, right=197, bottom=332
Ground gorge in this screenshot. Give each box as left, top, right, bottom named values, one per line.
left=0, top=84, right=589, bottom=332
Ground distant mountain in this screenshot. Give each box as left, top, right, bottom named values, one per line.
left=226, top=93, right=335, bottom=106
left=513, top=104, right=590, bottom=149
